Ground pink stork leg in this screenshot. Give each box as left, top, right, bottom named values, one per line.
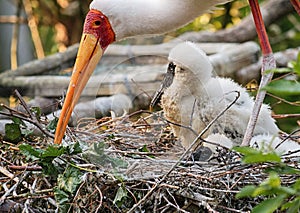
left=290, top=0, right=300, bottom=15
left=241, top=0, right=276, bottom=146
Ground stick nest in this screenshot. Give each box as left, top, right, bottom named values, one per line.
left=0, top=111, right=299, bottom=213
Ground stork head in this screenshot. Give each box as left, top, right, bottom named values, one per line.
left=54, top=7, right=115, bottom=144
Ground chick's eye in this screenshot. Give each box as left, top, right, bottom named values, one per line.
left=175, top=66, right=184, bottom=72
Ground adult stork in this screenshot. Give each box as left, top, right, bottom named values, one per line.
left=53, top=0, right=300, bottom=145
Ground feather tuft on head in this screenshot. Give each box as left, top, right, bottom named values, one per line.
left=168, top=42, right=213, bottom=81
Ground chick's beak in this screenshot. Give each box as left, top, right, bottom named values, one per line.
left=54, top=33, right=103, bottom=144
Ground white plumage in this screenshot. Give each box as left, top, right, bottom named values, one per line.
left=155, top=42, right=279, bottom=149
left=90, top=0, right=230, bottom=40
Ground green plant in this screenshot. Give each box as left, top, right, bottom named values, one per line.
left=234, top=146, right=300, bottom=213
left=263, top=51, right=300, bottom=132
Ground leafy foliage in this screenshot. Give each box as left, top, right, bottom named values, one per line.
left=113, top=184, right=128, bottom=207
left=233, top=146, right=281, bottom=163
left=19, top=142, right=82, bottom=176
left=263, top=51, right=300, bottom=132
left=234, top=146, right=300, bottom=213
left=5, top=123, right=22, bottom=143
left=82, top=142, right=128, bottom=169
left=264, top=52, right=300, bottom=97
left=54, top=166, right=84, bottom=212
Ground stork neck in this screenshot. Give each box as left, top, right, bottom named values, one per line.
left=90, top=0, right=228, bottom=40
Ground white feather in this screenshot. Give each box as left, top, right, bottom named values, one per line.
left=90, top=0, right=230, bottom=40
left=160, top=42, right=279, bottom=148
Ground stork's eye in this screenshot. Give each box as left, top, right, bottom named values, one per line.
left=92, top=20, right=101, bottom=28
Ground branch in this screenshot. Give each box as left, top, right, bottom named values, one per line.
left=174, top=0, right=294, bottom=43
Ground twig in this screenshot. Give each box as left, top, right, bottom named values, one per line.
left=14, top=90, right=34, bottom=119
left=10, top=0, right=22, bottom=70
left=0, top=166, right=19, bottom=182
left=106, top=149, right=163, bottom=156
left=202, top=200, right=219, bottom=213
left=22, top=0, right=45, bottom=59
left=127, top=91, right=240, bottom=212
left=6, top=189, right=53, bottom=199
left=272, top=113, right=300, bottom=119
left=267, top=92, right=300, bottom=107
left=95, top=185, right=103, bottom=212
left=7, top=165, right=42, bottom=171
left=162, top=194, right=190, bottom=213
left=0, top=171, right=30, bottom=205
left=0, top=90, right=54, bottom=139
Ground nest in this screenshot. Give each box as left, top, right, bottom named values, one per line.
left=0, top=110, right=299, bottom=213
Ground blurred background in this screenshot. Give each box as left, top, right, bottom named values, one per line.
left=1, top=0, right=299, bottom=72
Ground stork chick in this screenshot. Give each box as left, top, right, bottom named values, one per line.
left=151, top=42, right=279, bottom=149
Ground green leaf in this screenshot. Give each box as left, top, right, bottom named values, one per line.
left=41, top=145, right=66, bottom=158
left=53, top=187, right=71, bottom=212
left=57, top=166, right=83, bottom=194
left=234, top=146, right=281, bottom=164
left=265, top=172, right=281, bottom=188
left=139, top=145, right=149, bottom=152
left=263, top=80, right=300, bottom=96
left=83, top=142, right=128, bottom=169
left=293, top=52, right=300, bottom=75
left=292, top=179, right=300, bottom=190
left=11, top=117, right=26, bottom=126
left=252, top=194, right=286, bottom=213
left=47, top=117, right=58, bottom=132
left=282, top=197, right=300, bottom=213
left=19, top=144, right=42, bottom=160
left=5, top=123, right=22, bottom=142
left=265, top=68, right=293, bottom=74
left=242, top=153, right=281, bottom=163
left=236, top=185, right=256, bottom=198
left=30, top=107, right=41, bottom=119
left=113, top=185, right=128, bottom=205
left=66, top=142, right=82, bottom=155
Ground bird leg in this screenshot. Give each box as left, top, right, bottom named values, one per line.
left=290, top=0, right=300, bottom=15
left=241, top=0, right=276, bottom=146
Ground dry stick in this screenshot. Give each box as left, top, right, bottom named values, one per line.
left=267, top=92, right=300, bottom=107
left=22, top=0, right=44, bottom=59
left=95, top=185, right=103, bottom=212
left=8, top=165, right=42, bottom=171
left=275, top=128, right=300, bottom=150
left=0, top=110, right=54, bottom=139
left=127, top=92, right=240, bottom=213
left=0, top=91, right=54, bottom=138
left=14, top=90, right=54, bottom=138
left=10, top=0, right=22, bottom=70
left=14, top=90, right=34, bottom=119
left=242, top=0, right=276, bottom=146
left=0, top=15, right=27, bottom=24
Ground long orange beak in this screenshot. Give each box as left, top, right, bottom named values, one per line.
left=54, top=33, right=104, bottom=144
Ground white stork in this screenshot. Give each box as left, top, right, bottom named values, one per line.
left=151, top=42, right=279, bottom=149
left=54, top=0, right=300, bottom=144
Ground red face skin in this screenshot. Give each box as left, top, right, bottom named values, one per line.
left=54, top=9, right=115, bottom=144
left=84, top=9, right=115, bottom=49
